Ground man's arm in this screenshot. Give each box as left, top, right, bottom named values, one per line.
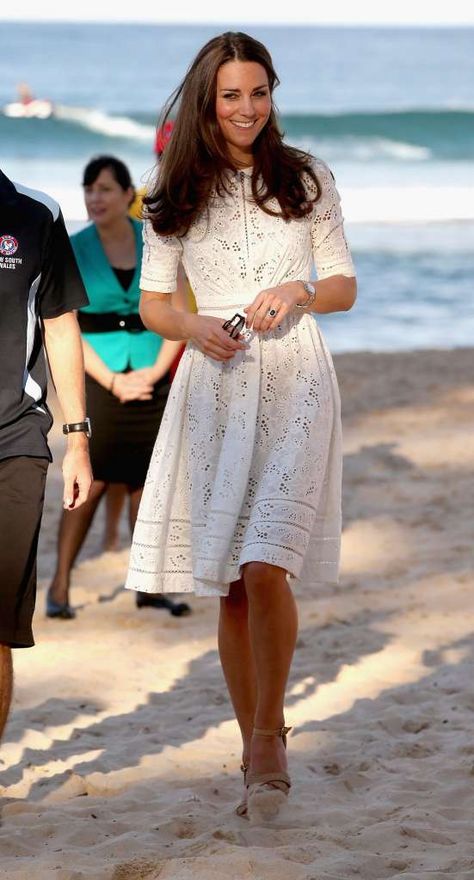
left=43, top=311, right=92, bottom=509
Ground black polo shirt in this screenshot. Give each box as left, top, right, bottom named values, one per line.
left=0, top=170, right=88, bottom=462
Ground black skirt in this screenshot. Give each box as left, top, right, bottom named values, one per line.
left=86, top=373, right=170, bottom=488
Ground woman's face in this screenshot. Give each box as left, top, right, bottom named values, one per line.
left=215, top=60, right=272, bottom=165
left=84, top=168, right=133, bottom=227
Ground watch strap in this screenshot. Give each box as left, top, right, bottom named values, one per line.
left=295, top=281, right=316, bottom=310
left=62, top=418, right=92, bottom=438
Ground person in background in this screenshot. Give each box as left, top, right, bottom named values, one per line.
left=46, top=155, right=191, bottom=620
left=0, top=169, right=92, bottom=741
left=105, top=124, right=176, bottom=551
left=104, top=122, right=194, bottom=553
left=17, top=82, right=34, bottom=105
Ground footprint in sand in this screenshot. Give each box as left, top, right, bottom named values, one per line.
left=395, top=742, right=436, bottom=758
left=401, top=718, right=430, bottom=734
left=111, top=858, right=160, bottom=880
left=167, top=818, right=200, bottom=840
left=400, top=824, right=455, bottom=845
left=212, top=829, right=239, bottom=843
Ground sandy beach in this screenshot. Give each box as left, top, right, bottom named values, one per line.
left=1, top=346, right=473, bottom=880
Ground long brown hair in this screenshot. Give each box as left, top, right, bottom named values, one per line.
left=144, top=32, right=321, bottom=237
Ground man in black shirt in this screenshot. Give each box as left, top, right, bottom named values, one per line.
left=0, top=169, right=92, bottom=740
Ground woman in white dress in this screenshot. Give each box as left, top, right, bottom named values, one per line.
left=126, top=32, right=356, bottom=820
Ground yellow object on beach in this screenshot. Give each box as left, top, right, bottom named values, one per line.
left=129, top=187, right=145, bottom=220
left=129, top=190, right=196, bottom=312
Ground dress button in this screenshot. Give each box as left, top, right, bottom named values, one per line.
left=119, top=320, right=125, bottom=327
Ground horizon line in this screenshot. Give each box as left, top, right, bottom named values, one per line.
left=2, top=18, right=474, bottom=27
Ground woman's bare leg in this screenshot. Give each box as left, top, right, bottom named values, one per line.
left=103, top=483, right=126, bottom=551
left=218, top=579, right=257, bottom=767
left=48, top=480, right=107, bottom=604
left=242, top=562, right=298, bottom=777
left=127, top=485, right=142, bottom=534
left=128, top=486, right=190, bottom=615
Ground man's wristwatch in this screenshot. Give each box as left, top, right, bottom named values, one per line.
left=295, top=280, right=316, bottom=310
left=62, top=417, right=92, bottom=439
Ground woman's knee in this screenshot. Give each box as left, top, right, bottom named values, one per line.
left=243, top=562, right=286, bottom=594
left=243, top=564, right=291, bottom=614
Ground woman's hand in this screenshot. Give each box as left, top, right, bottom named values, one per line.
left=132, top=366, right=164, bottom=386
left=186, top=314, right=248, bottom=362
left=244, top=282, right=306, bottom=332
left=111, top=371, right=155, bottom=403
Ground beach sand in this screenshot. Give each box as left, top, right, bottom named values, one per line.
left=1, top=347, right=473, bottom=880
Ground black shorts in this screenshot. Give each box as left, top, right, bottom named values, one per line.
left=0, top=456, right=48, bottom=648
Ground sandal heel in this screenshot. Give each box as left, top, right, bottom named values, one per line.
left=235, top=762, right=249, bottom=818
left=246, top=725, right=292, bottom=823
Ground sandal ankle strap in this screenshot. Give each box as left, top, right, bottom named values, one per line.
left=253, top=725, right=292, bottom=738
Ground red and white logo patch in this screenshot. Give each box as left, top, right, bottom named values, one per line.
left=0, top=235, right=19, bottom=256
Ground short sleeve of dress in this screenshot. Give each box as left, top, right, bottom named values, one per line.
left=310, top=160, right=355, bottom=280
left=139, top=219, right=183, bottom=294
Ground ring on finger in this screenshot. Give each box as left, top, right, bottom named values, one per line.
left=267, top=307, right=278, bottom=317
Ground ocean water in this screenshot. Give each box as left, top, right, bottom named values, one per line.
left=1, top=22, right=473, bottom=352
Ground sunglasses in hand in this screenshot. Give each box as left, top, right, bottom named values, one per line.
left=222, top=313, right=246, bottom=339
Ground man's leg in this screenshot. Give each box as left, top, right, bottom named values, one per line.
left=0, top=645, right=13, bottom=741
left=0, top=457, right=48, bottom=739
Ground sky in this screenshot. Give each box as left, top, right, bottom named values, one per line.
left=2, top=0, right=474, bottom=25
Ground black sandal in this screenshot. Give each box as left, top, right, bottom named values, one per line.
left=135, top=593, right=192, bottom=617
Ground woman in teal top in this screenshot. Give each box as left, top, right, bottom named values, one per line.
left=74, top=215, right=162, bottom=372
left=47, top=155, right=190, bottom=619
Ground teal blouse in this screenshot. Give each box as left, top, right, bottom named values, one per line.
left=71, top=218, right=163, bottom=371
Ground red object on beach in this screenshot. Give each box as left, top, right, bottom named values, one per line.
left=169, top=344, right=185, bottom=381
left=155, top=121, right=174, bottom=156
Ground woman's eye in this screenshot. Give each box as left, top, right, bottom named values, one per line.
left=223, top=93, right=237, bottom=100
left=254, top=91, right=268, bottom=97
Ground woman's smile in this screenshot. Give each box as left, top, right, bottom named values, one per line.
left=231, top=120, right=257, bottom=128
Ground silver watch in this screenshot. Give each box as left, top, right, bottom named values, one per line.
left=295, top=281, right=316, bottom=309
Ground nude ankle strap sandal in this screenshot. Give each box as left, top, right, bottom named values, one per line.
left=245, top=725, right=292, bottom=820
left=235, top=762, right=249, bottom=817
left=252, top=725, right=292, bottom=746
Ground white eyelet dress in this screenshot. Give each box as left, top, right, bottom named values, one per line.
left=125, top=159, right=355, bottom=598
